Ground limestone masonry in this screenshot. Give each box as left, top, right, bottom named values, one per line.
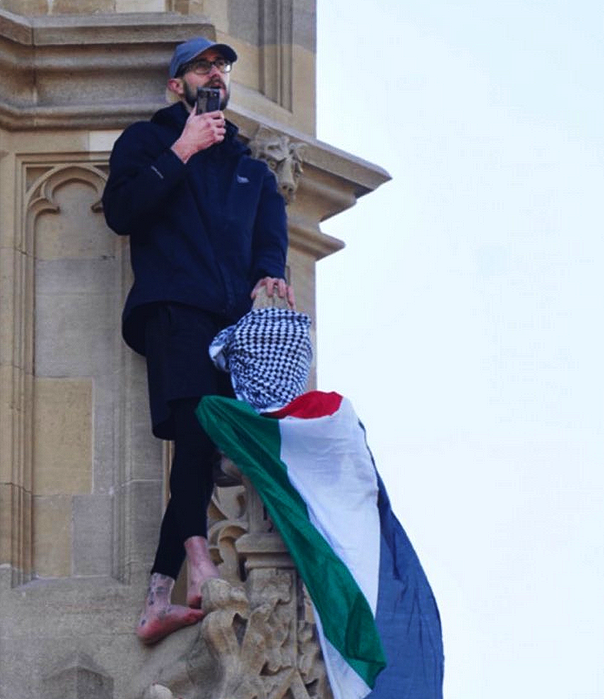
left=0, top=2, right=389, bottom=697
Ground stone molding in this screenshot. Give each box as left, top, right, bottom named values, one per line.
left=4, top=157, right=109, bottom=584
left=259, top=0, right=293, bottom=110
left=0, top=6, right=314, bottom=132
left=0, top=9, right=214, bottom=130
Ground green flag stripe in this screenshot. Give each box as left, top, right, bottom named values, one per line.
left=197, top=396, right=386, bottom=687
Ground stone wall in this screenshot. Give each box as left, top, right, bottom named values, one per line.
left=0, top=1, right=315, bottom=134
left=0, top=3, right=389, bottom=697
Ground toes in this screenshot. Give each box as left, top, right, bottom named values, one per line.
left=136, top=606, right=204, bottom=645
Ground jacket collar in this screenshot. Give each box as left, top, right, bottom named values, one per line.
left=151, top=102, right=248, bottom=156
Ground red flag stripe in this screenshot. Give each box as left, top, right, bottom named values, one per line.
left=265, top=390, right=344, bottom=420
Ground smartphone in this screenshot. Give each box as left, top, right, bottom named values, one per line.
left=196, top=87, right=221, bottom=114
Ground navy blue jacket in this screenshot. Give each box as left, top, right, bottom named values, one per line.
left=102, top=102, right=288, bottom=355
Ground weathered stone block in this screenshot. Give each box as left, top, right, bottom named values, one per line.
left=33, top=494, right=72, bottom=577
left=125, top=357, right=165, bottom=482
left=73, top=494, right=113, bottom=576
left=53, top=0, right=114, bottom=12
left=42, top=651, right=114, bottom=699
left=0, top=640, right=40, bottom=698
left=116, top=0, right=165, bottom=11
left=34, top=178, right=113, bottom=261
left=0, top=0, right=48, bottom=14
left=124, top=479, right=163, bottom=569
left=88, top=129, right=121, bottom=153
left=34, top=257, right=120, bottom=297
left=0, top=250, right=17, bottom=363
left=0, top=482, right=14, bottom=565
left=288, top=246, right=314, bottom=312
left=292, top=44, right=315, bottom=131
left=34, top=287, right=117, bottom=378
left=0, top=579, right=144, bottom=696
left=228, top=0, right=261, bottom=45
left=33, top=378, right=92, bottom=496
left=0, top=363, right=16, bottom=480
left=201, top=1, right=228, bottom=30
left=91, top=379, right=123, bottom=494
left=0, top=482, right=33, bottom=578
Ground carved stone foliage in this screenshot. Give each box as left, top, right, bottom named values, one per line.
left=297, top=620, right=333, bottom=699
left=132, top=577, right=332, bottom=699
left=132, top=473, right=332, bottom=699
left=208, top=480, right=252, bottom=582
left=249, top=126, right=306, bottom=204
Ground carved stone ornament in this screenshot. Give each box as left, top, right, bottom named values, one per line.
left=129, top=465, right=332, bottom=699
left=130, top=577, right=331, bottom=699
left=249, top=126, right=306, bottom=204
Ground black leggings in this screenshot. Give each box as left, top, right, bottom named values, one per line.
left=150, top=397, right=216, bottom=579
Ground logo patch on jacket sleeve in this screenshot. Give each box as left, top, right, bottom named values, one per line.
left=236, top=174, right=250, bottom=184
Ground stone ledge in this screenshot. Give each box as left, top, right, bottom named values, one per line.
left=231, top=106, right=391, bottom=258
left=233, top=102, right=391, bottom=196
left=0, top=9, right=213, bottom=45
left=0, top=9, right=214, bottom=130
left=0, top=100, right=165, bottom=131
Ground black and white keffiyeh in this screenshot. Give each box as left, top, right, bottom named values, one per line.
left=209, top=307, right=313, bottom=411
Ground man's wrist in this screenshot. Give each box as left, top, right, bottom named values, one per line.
left=171, top=139, right=196, bottom=164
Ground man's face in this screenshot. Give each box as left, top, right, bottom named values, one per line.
left=179, top=49, right=231, bottom=111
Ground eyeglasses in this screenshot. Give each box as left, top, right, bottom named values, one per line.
left=182, top=58, right=232, bottom=76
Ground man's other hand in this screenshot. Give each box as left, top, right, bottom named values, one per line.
left=251, top=277, right=296, bottom=310
left=171, top=110, right=226, bottom=163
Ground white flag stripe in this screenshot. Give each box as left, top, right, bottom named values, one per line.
left=278, top=397, right=381, bottom=613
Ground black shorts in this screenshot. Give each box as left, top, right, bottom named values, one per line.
left=143, top=303, right=234, bottom=440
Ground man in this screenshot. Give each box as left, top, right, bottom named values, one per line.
left=102, top=36, right=294, bottom=644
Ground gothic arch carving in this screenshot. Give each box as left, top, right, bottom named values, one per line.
left=24, top=163, right=108, bottom=252
left=8, top=158, right=114, bottom=586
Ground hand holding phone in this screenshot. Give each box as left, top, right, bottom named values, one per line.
left=196, top=87, right=221, bottom=114
left=172, top=90, right=225, bottom=162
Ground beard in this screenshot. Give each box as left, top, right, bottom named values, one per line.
left=183, top=78, right=230, bottom=111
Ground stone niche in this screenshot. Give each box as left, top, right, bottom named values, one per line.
left=0, top=4, right=389, bottom=699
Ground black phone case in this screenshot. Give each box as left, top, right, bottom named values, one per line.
left=196, top=87, right=221, bottom=114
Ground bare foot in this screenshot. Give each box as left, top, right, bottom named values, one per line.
left=137, top=573, right=204, bottom=645
left=184, top=536, right=221, bottom=609
left=137, top=604, right=204, bottom=645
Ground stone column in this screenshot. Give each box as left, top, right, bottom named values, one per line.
left=0, top=4, right=389, bottom=698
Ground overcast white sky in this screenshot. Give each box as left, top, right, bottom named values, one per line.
left=315, top=2, right=604, bottom=697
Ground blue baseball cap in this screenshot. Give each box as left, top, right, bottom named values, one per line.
left=169, top=37, right=238, bottom=78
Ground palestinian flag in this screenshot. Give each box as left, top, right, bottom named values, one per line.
left=196, top=391, right=444, bottom=699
